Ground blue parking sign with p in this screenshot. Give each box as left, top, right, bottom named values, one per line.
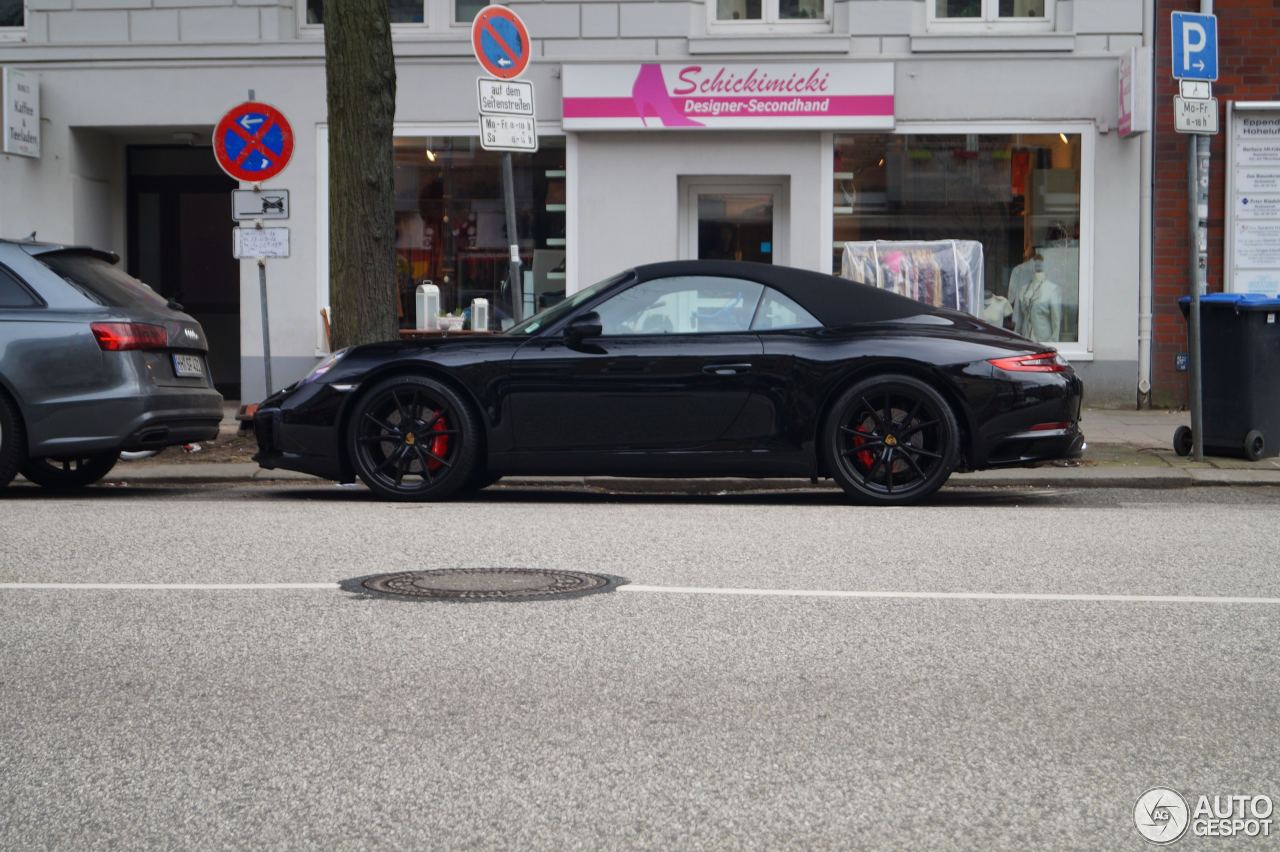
left=1171, top=11, right=1218, bottom=81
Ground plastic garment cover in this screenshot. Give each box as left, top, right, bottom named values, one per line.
left=840, top=240, right=984, bottom=317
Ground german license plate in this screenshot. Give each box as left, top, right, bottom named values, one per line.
left=172, top=353, right=205, bottom=378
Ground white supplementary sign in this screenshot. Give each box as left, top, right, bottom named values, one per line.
left=1181, top=80, right=1212, bottom=100
left=1228, top=105, right=1280, bottom=297
left=562, top=62, right=894, bottom=131
left=233, top=226, right=290, bottom=259
left=232, top=189, right=290, bottom=221
left=477, top=78, right=534, bottom=116
left=1174, top=96, right=1219, bottom=135
left=479, top=115, right=537, bottom=152
left=2, top=68, right=40, bottom=158
left=1118, top=47, right=1152, bottom=138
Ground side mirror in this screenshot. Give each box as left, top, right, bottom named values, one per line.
left=565, top=312, right=603, bottom=343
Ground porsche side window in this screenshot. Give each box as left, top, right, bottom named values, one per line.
left=752, top=288, right=820, bottom=331
left=595, top=276, right=764, bottom=335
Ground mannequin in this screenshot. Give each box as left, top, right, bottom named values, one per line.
left=1013, top=255, right=1062, bottom=343
left=982, top=288, right=1013, bottom=328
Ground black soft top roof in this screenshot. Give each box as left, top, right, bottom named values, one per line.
left=632, top=260, right=928, bottom=327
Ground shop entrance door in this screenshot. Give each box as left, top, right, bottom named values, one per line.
left=126, top=146, right=240, bottom=399
left=680, top=178, right=788, bottom=265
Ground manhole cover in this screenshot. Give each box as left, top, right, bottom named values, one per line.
left=353, top=568, right=618, bottom=601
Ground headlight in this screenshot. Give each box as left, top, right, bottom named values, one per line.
left=300, top=348, right=349, bottom=384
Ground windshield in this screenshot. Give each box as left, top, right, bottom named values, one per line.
left=38, top=252, right=168, bottom=309
left=505, top=271, right=633, bottom=336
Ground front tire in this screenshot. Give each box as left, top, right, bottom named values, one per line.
left=824, top=374, right=959, bottom=506
left=20, top=452, right=121, bottom=489
left=0, top=393, right=24, bottom=491
left=347, top=375, right=479, bottom=501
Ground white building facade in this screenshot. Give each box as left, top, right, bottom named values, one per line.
left=1, top=0, right=1151, bottom=404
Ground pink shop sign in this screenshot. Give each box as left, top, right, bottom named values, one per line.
left=562, top=62, right=895, bottom=131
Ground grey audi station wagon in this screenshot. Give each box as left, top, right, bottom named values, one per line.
left=0, top=238, right=224, bottom=490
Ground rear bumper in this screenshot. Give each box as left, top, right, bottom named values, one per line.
left=28, top=387, right=223, bottom=456
left=968, top=370, right=1085, bottom=469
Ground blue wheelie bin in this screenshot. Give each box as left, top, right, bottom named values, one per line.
left=1177, top=293, right=1280, bottom=460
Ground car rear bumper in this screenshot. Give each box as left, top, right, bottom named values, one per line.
left=968, top=370, right=1085, bottom=469
left=27, top=387, right=224, bottom=456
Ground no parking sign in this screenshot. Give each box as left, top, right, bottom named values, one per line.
left=471, top=6, right=531, bottom=80
left=213, top=101, right=294, bottom=183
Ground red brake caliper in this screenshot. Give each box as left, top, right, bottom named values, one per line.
left=426, top=413, right=450, bottom=472
left=851, top=417, right=875, bottom=470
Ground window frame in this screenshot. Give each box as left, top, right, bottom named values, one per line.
left=927, top=0, right=1055, bottom=33
left=828, top=121, right=1094, bottom=360
left=0, top=0, right=26, bottom=39
left=298, top=0, right=478, bottom=36
left=706, top=0, right=833, bottom=35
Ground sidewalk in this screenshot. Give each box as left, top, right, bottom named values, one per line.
left=107, top=407, right=1280, bottom=491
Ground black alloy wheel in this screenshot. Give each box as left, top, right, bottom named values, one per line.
left=0, top=393, right=24, bottom=490
left=19, top=452, right=121, bottom=489
left=825, top=374, right=959, bottom=505
left=347, top=375, right=478, bottom=501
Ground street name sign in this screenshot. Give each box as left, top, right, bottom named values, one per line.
left=213, top=101, right=294, bottom=183
left=233, top=226, right=290, bottom=259
left=232, top=189, right=290, bottom=221
left=1171, top=11, right=1218, bottom=81
left=471, top=6, right=531, bottom=80
left=1174, top=96, right=1219, bottom=135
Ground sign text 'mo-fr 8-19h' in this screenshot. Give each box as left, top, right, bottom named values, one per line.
left=213, top=101, right=295, bottom=183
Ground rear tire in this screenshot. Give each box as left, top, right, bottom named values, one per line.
left=347, top=375, right=479, bottom=501
left=0, top=392, right=24, bottom=491
left=20, top=452, right=120, bottom=489
left=824, top=374, right=959, bottom=506
left=1244, top=429, right=1266, bottom=462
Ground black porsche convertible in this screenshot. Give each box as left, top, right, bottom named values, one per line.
left=254, top=260, right=1083, bottom=504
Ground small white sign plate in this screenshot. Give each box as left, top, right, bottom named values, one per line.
left=477, top=78, right=535, bottom=117
left=233, top=227, right=290, bottom=259
left=479, top=115, right=538, bottom=152
left=1180, top=80, right=1212, bottom=100
left=3, top=68, right=40, bottom=158
left=1174, top=96, right=1219, bottom=135
left=232, top=189, right=290, bottom=221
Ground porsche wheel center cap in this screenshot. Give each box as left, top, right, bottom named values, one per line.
left=885, top=434, right=898, bottom=447
left=404, top=432, right=417, bottom=445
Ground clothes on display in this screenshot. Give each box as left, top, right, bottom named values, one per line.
left=1007, top=245, right=1077, bottom=342
left=1012, top=255, right=1062, bottom=343
left=840, top=240, right=984, bottom=316
left=981, top=291, right=1013, bottom=328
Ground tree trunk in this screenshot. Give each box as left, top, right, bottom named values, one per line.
left=323, top=0, right=398, bottom=349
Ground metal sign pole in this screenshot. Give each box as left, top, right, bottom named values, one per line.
left=501, top=151, right=524, bottom=320
left=1188, top=136, right=1205, bottom=461
left=258, top=252, right=274, bottom=396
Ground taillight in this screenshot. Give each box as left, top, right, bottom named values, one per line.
left=91, top=322, right=168, bottom=352
left=988, top=352, right=1069, bottom=373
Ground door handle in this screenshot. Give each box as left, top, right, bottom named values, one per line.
left=702, top=363, right=753, bottom=376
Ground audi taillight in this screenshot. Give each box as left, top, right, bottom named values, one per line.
left=91, top=322, right=168, bottom=352
left=988, top=352, right=1069, bottom=373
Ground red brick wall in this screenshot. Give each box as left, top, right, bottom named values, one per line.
left=1152, top=0, right=1280, bottom=407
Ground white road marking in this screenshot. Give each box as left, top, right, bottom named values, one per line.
left=0, top=582, right=1276, bottom=606
left=0, top=582, right=338, bottom=590
left=618, top=585, right=1280, bottom=605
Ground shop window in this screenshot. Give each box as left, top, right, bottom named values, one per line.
left=930, top=0, right=1053, bottom=30
left=712, top=0, right=831, bottom=32
left=832, top=132, right=1084, bottom=347
left=304, top=0, right=475, bottom=27
left=0, top=0, right=23, bottom=29
left=391, top=136, right=566, bottom=330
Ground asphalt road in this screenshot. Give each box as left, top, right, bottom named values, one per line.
left=2, top=482, right=1278, bottom=850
